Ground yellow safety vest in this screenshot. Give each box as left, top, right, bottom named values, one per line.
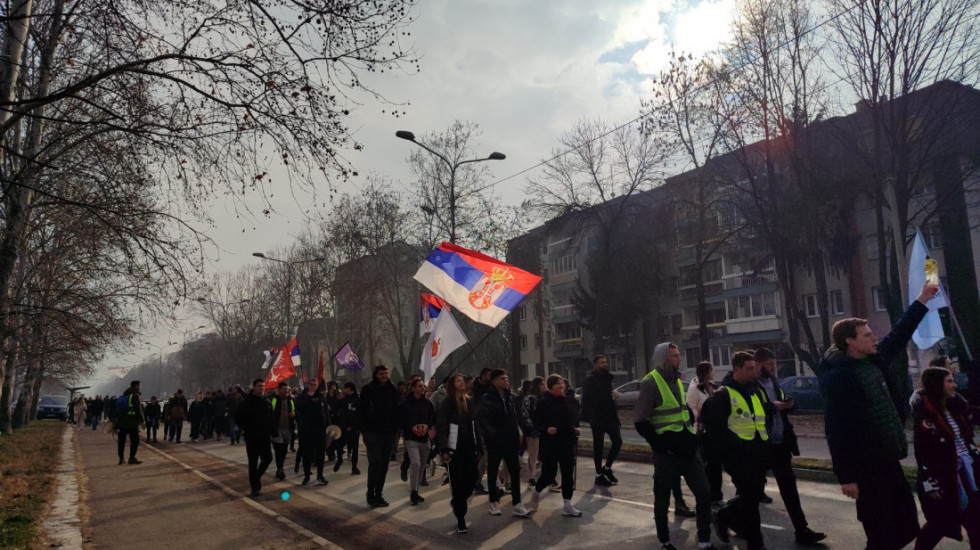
left=271, top=397, right=295, bottom=412
left=724, top=386, right=768, bottom=441
left=643, top=370, right=695, bottom=435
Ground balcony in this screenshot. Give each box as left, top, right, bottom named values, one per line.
left=723, top=272, right=777, bottom=290
left=554, top=339, right=584, bottom=358
left=551, top=304, right=577, bottom=323
left=679, top=281, right=724, bottom=301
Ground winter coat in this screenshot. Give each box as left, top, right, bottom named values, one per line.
left=188, top=400, right=205, bottom=422
left=235, top=392, right=273, bottom=442
left=533, top=392, right=577, bottom=458
left=700, top=372, right=771, bottom=464
left=170, top=396, right=188, bottom=419
left=634, top=342, right=699, bottom=458
left=519, top=393, right=540, bottom=438
left=582, top=369, right=620, bottom=426
left=335, top=392, right=358, bottom=433
left=114, top=388, right=144, bottom=430
left=295, top=391, right=328, bottom=435
left=212, top=395, right=228, bottom=419
left=399, top=393, right=436, bottom=443
left=820, top=301, right=927, bottom=484
left=478, top=389, right=522, bottom=450
left=357, top=379, right=399, bottom=434
left=436, top=397, right=483, bottom=456
left=145, top=402, right=162, bottom=421
left=912, top=390, right=980, bottom=540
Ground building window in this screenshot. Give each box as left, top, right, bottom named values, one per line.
left=550, top=255, right=578, bottom=275
left=872, top=287, right=888, bottom=312
left=520, top=334, right=527, bottom=351
left=711, top=345, right=731, bottom=368
left=519, top=306, right=526, bottom=321
left=521, top=364, right=530, bottom=379
left=831, top=289, right=845, bottom=315
left=546, top=331, right=553, bottom=347
left=727, top=292, right=777, bottom=320
left=804, top=294, right=818, bottom=318
left=698, top=305, right=727, bottom=324
left=659, top=315, right=670, bottom=336
left=672, top=314, right=683, bottom=333
left=534, top=333, right=540, bottom=349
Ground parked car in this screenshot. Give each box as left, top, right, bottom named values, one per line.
left=779, top=376, right=823, bottom=411
left=613, top=379, right=642, bottom=410
left=36, top=395, right=69, bottom=420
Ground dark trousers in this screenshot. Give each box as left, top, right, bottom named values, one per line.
left=117, top=426, right=139, bottom=459
left=190, top=419, right=203, bottom=440
left=272, top=441, right=289, bottom=473
left=487, top=445, right=522, bottom=505
left=590, top=422, right=622, bottom=473
left=363, top=431, right=397, bottom=498
left=169, top=418, right=184, bottom=441
left=146, top=419, right=159, bottom=442
left=448, top=450, right=480, bottom=521
left=163, top=418, right=170, bottom=439
left=767, top=441, right=808, bottom=532
left=535, top=445, right=575, bottom=500
left=301, top=433, right=326, bottom=478
left=916, top=498, right=980, bottom=550
left=720, top=451, right=767, bottom=549
left=856, top=460, right=919, bottom=550
left=245, top=437, right=273, bottom=493
left=654, top=452, right=713, bottom=544
left=344, top=430, right=360, bottom=466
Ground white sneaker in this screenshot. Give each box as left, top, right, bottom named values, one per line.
left=562, top=503, right=582, bottom=517
left=528, top=491, right=540, bottom=511
left=512, top=503, right=531, bottom=518
left=489, top=501, right=501, bottom=515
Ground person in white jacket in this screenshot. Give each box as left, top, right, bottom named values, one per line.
left=686, top=361, right=724, bottom=505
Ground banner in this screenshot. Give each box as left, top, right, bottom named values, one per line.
left=420, top=308, right=468, bottom=384
left=334, top=342, right=365, bottom=371
left=908, top=227, right=948, bottom=349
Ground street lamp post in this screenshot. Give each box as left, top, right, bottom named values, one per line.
left=396, top=130, right=505, bottom=244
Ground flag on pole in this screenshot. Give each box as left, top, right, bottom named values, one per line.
left=260, top=348, right=277, bottom=370
left=334, top=342, right=365, bottom=371
left=908, top=228, right=948, bottom=349
left=265, top=338, right=300, bottom=389
left=421, top=308, right=468, bottom=384
left=413, top=242, right=541, bottom=328
left=420, top=293, right=447, bottom=335
left=316, top=350, right=325, bottom=388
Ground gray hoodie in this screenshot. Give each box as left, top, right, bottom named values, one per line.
left=634, top=342, right=683, bottom=424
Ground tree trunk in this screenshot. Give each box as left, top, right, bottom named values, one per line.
left=0, top=0, right=33, bottom=130
left=0, top=343, right=20, bottom=434
left=12, top=356, right=41, bottom=429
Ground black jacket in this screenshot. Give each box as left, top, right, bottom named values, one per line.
left=701, top=373, right=771, bottom=462
left=335, top=392, right=358, bottom=432
left=295, top=391, right=328, bottom=434
left=582, top=369, right=619, bottom=426
left=145, top=402, right=162, bottom=421
left=399, top=393, right=436, bottom=443
left=533, top=392, right=578, bottom=455
left=357, top=379, right=399, bottom=433
left=235, top=392, right=274, bottom=441
left=478, top=388, right=522, bottom=450
left=436, top=397, right=483, bottom=456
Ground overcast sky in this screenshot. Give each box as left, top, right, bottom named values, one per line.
left=100, top=0, right=746, bottom=381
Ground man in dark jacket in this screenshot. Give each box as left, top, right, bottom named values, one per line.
left=144, top=396, right=162, bottom=443
left=270, top=382, right=296, bottom=480
left=634, top=342, right=714, bottom=550
left=820, top=281, right=938, bottom=550
left=582, top=354, right=622, bottom=486
left=478, top=369, right=531, bottom=518
left=702, top=351, right=770, bottom=550
left=168, top=389, right=188, bottom=442
left=332, top=382, right=360, bottom=475
left=116, top=381, right=145, bottom=465
left=236, top=378, right=274, bottom=498
left=754, top=348, right=825, bottom=545
left=358, top=365, right=400, bottom=507
left=295, top=379, right=329, bottom=485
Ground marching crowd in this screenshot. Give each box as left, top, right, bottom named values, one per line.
left=77, top=281, right=980, bottom=549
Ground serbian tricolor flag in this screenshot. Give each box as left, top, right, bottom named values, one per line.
left=414, top=242, right=541, bottom=328
left=420, top=293, right=447, bottom=335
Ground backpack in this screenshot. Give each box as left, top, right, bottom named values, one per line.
left=116, top=394, right=132, bottom=416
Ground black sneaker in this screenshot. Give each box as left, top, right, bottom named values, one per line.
left=660, top=543, right=678, bottom=550
left=473, top=483, right=489, bottom=495
left=401, top=463, right=409, bottom=482
left=410, top=490, right=421, bottom=505
left=249, top=490, right=262, bottom=498
left=603, top=467, right=619, bottom=484
left=301, top=475, right=311, bottom=485
left=317, top=477, right=328, bottom=485
left=127, top=457, right=142, bottom=465
left=333, top=456, right=343, bottom=472
left=351, top=466, right=361, bottom=475
left=795, top=528, right=827, bottom=544
left=375, top=496, right=390, bottom=507
left=276, top=470, right=286, bottom=480
left=675, top=501, right=696, bottom=517
left=713, top=510, right=730, bottom=543
left=760, top=492, right=773, bottom=504
left=595, top=473, right=613, bottom=486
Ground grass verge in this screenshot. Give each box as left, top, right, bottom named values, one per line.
left=0, top=421, right=65, bottom=549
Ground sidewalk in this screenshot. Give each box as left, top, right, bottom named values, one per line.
left=75, top=427, right=334, bottom=549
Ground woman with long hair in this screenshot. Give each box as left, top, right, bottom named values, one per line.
left=687, top=360, right=724, bottom=505
left=912, top=366, right=980, bottom=549
left=436, top=374, right=484, bottom=534
left=520, top=376, right=545, bottom=487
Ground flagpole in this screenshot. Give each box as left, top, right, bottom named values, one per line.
left=439, top=326, right=499, bottom=386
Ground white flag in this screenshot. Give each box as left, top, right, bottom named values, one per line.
left=421, top=308, right=467, bottom=384
left=908, top=228, right=948, bottom=349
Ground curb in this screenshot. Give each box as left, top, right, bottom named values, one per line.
left=40, top=426, right=84, bottom=550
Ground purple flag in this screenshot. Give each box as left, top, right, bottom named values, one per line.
left=333, top=342, right=365, bottom=371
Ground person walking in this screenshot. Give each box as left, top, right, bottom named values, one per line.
left=702, top=351, right=769, bottom=550
left=754, top=347, right=826, bottom=545
left=821, top=281, right=938, bottom=550
left=400, top=378, right=435, bottom=505
left=73, top=395, right=87, bottom=430
left=212, top=389, right=228, bottom=442
left=437, top=374, right=484, bottom=533
left=236, top=378, right=274, bottom=498
left=145, top=396, right=162, bottom=443
left=333, top=381, right=361, bottom=475
left=270, top=382, right=296, bottom=481
left=687, top=360, right=724, bottom=507
left=295, top=379, right=329, bottom=486
left=88, top=395, right=103, bottom=430
left=635, top=342, right=716, bottom=550
left=188, top=392, right=205, bottom=442
left=226, top=387, right=242, bottom=445
left=527, top=374, right=582, bottom=518
left=582, top=354, right=623, bottom=487
left=520, top=376, right=545, bottom=487
left=115, top=381, right=145, bottom=465
left=358, top=365, right=400, bottom=507
left=478, top=369, right=532, bottom=518
left=168, top=389, right=188, bottom=443
left=911, top=366, right=980, bottom=549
